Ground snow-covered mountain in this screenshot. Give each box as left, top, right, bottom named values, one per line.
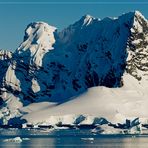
left=0, top=11, right=148, bottom=125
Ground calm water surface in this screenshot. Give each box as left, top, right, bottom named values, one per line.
left=0, top=129, right=148, bottom=148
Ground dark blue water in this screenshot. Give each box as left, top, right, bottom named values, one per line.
left=0, top=129, right=148, bottom=148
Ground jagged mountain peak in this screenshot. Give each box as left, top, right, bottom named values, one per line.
left=23, top=21, right=57, bottom=41
left=64, top=14, right=96, bottom=30
left=18, top=21, right=57, bottom=51
left=15, top=11, right=146, bottom=52
left=132, top=11, right=148, bottom=33
left=79, top=14, right=95, bottom=26
left=134, top=10, right=147, bottom=20
left=14, top=21, right=57, bottom=67
left=0, top=50, right=12, bottom=60
left=134, top=10, right=148, bottom=24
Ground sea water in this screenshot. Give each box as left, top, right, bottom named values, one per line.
left=0, top=128, right=148, bottom=148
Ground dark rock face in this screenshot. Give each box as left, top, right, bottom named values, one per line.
left=0, top=50, right=12, bottom=105
left=0, top=50, right=12, bottom=85
left=126, top=12, right=148, bottom=80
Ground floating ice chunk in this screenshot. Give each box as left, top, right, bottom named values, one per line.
left=22, top=138, right=30, bottom=140
left=81, top=138, right=94, bottom=141
left=54, top=126, right=69, bottom=130
left=4, top=137, right=22, bottom=143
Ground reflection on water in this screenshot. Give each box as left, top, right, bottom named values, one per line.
left=0, top=129, right=148, bottom=148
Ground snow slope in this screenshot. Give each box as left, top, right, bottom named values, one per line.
left=22, top=73, right=148, bottom=124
